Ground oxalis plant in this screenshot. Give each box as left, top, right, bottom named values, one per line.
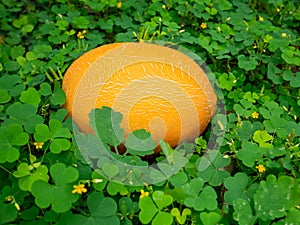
left=0, top=0, right=300, bottom=224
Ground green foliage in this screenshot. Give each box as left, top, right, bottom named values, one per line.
left=68, top=192, right=119, bottom=225
left=31, top=163, right=79, bottom=213
left=0, top=0, right=299, bottom=224
left=139, top=191, right=173, bottom=225
left=0, top=123, right=29, bottom=163
left=34, top=119, right=71, bottom=154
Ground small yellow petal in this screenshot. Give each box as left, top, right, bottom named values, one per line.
left=201, top=23, right=207, bottom=29
left=251, top=112, right=259, bottom=119
left=256, top=165, right=266, bottom=173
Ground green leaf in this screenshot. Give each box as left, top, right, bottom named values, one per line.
left=34, top=119, right=71, bottom=154
left=152, top=191, right=173, bottom=210
left=31, top=163, right=79, bottom=213
left=72, top=16, right=89, bottom=29
left=10, top=45, right=25, bottom=59
left=233, top=199, right=256, bottom=225
left=214, top=0, right=232, bottom=10
left=21, top=24, right=34, bottom=34
left=267, top=62, right=283, bottom=85
left=68, top=192, right=119, bottom=225
left=253, top=130, right=273, bottom=148
left=0, top=124, right=29, bottom=163
left=152, top=211, right=173, bottom=225
left=200, top=212, right=222, bottom=225
left=0, top=201, right=18, bottom=224
left=254, top=175, right=300, bottom=221
left=218, top=73, right=236, bottom=91
left=283, top=70, right=300, bottom=88
left=39, top=82, right=52, bottom=96
left=106, top=181, right=128, bottom=196
left=20, top=87, right=41, bottom=107
left=50, top=82, right=66, bottom=105
left=281, top=46, right=300, bottom=66
left=92, top=170, right=108, bottom=191
left=0, top=75, right=20, bottom=92
left=224, top=173, right=249, bottom=205
left=125, top=129, right=156, bottom=156
left=119, top=197, right=133, bottom=217
left=268, top=38, right=289, bottom=52
left=102, top=163, right=119, bottom=180
left=0, top=90, right=11, bottom=103
left=197, top=150, right=230, bottom=186
left=169, top=171, right=188, bottom=188
left=5, top=102, right=44, bottom=133
left=237, top=142, right=265, bottom=167
left=238, top=55, right=258, bottom=71
left=139, top=196, right=159, bottom=224
left=13, top=163, right=49, bottom=191
left=90, top=107, right=124, bottom=148
left=184, top=186, right=217, bottom=211
left=182, top=178, right=204, bottom=197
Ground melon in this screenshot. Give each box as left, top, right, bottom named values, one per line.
left=62, top=42, right=217, bottom=149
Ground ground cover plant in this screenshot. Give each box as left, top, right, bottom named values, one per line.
left=0, top=0, right=300, bottom=224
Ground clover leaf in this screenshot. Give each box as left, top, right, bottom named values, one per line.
left=237, top=142, right=266, bottom=167
left=89, top=107, right=124, bottom=149
left=182, top=178, right=217, bottom=211
left=224, top=173, right=249, bottom=205
left=50, top=81, right=66, bottom=105
left=13, top=163, right=49, bottom=192
left=0, top=75, right=23, bottom=97
left=0, top=90, right=11, bottom=104
left=5, top=102, right=44, bottom=134
left=67, top=192, right=119, bottom=225
left=0, top=201, right=18, bottom=224
left=233, top=199, right=256, bottom=225
left=200, top=212, right=222, bottom=225
left=20, top=87, right=41, bottom=107
left=238, top=55, right=258, bottom=71
left=31, top=163, right=79, bottom=213
left=125, top=129, right=156, bottom=156
left=139, top=191, right=173, bottom=225
left=197, top=150, right=230, bottom=186
left=218, top=72, right=236, bottom=91
left=34, top=119, right=71, bottom=154
left=283, top=70, right=300, bottom=88
left=0, top=123, right=29, bottom=163
left=254, top=175, right=300, bottom=221
left=253, top=130, right=273, bottom=148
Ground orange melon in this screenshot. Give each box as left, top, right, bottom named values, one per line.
left=62, top=42, right=217, bottom=149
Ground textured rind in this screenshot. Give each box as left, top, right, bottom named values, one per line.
left=62, top=42, right=217, bottom=148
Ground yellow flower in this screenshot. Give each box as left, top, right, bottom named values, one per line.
left=77, top=31, right=86, bottom=39
left=281, top=33, right=287, bottom=38
left=256, top=165, right=266, bottom=173
left=259, top=16, right=264, bottom=21
left=251, top=112, right=259, bottom=119
left=162, top=4, right=166, bottom=9
left=140, top=189, right=149, bottom=198
left=117, top=2, right=122, bottom=8
left=34, top=142, right=44, bottom=149
left=201, top=23, right=207, bottom=29
left=72, top=184, right=87, bottom=194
